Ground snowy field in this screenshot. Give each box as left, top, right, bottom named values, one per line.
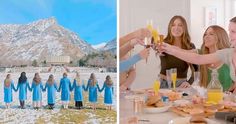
left=0, top=71, right=117, bottom=124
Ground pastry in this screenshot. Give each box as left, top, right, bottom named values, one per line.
left=146, top=95, right=160, bottom=106
left=190, top=116, right=207, bottom=124
left=189, top=108, right=204, bottom=115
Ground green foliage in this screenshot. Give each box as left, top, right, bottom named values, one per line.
left=32, top=60, right=38, bottom=67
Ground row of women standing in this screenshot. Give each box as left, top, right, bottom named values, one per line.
left=4, top=72, right=114, bottom=110
left=120, top=15, right=236, bottom=93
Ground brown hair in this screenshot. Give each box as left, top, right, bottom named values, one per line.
left=164, top=15, right=196, bottom=78
left=89, top=73, right=97, bottom=86
left=199, top=25, right=230, bottom=87
left=105, top=75, right=113, bottom=86
left=230, top=17, right=236, bottom=23
left=47, top=74, right=55, bottom=85
left=164, top=15, right=193, bottom=50
left=33, top=72, right=41, bottom=84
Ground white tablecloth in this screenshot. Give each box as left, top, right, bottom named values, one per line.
left=120, top=92, right=227, bottom=124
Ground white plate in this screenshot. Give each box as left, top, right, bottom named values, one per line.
left=168, top=117, right=220, bottom=124
left=144, top=104, right=171, bottom=113
left=173, top=99, right=190, bottom=106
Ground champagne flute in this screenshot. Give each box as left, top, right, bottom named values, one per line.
left=171, top=68, right=177, bottom=91
left=158, top=34, right=165, bottom=56
left=166, top=69, right=172, bottom=89
left=144, top=37, right=151, bottom=63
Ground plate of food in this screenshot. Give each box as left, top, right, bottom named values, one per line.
left=168, top=116, right=220, bottom=124
left=144, top=95, right=172, bottom=113
left=173, top=99, right=191, bottom=106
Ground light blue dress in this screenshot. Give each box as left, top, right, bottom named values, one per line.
left=16, top=81, right=31, bottom=101
left=70, top=79, right=85, bottom=102
left=85, top=79, right=100, bottom=103
left=58, top=77, right=71, bottom=101
left=99, top=83, right=114, bottom=104
left=43, top=82, right=58, bottom=104
left=4, top=81, right=17, bottom=103
left=29, top=81, right=44, bottom=101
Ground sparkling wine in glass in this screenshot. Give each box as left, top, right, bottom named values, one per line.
left=171, top=68, right=177, bottom=91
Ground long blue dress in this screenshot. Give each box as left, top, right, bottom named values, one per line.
left=58, top=77, right=71, bottom=101
left=70, top=79, right=85, bottom=102
left=16, top=81, right=31, bottom=101
left=85, top=79, right=100, bottom=103
left=29, top=82, right=43, bottom=101
left=43, top=82, right=58, bottom=104
left=99, top=83, right=114, bottom=105
left=4, top=80, right=17, bottom=103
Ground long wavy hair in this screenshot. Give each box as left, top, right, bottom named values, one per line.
left=89, top=73, right=97, bottom=86
left=75, top=72, right=82, bottom=86
left=18, top=72, right=27, bottom=84
left=105, top=75, right=113, bottom=86
left=33, top=72, right=41, bottom=84
left=47, top=74, right=55, bottom=85
left=4, top=74, right=11, bottom=87
left=199, top=25, right=230, bottom=87
left=164, top=15, right=193, bottom=50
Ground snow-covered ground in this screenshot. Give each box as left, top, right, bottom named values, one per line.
left=0, top=71, right=117, bottom=123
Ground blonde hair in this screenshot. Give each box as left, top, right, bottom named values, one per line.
left=75, top=72, right=82, bottom=86
left=89, top=73, right=97, bottom=86
left=4, top=74, right=11, bottom=87
left=200, top=25, right=230, bottom=87
left=105, top=75, right=113, bottom=86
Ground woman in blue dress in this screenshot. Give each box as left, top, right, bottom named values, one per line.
left=4, top=74, right=17, bottom=109
left=99, top=75, right=114, bottom=110
left=58, top=72, right=71, bottom=109
left=29, top=73, right=44, bottom=109
left=43, top=74, right=58, bottom=109
left=85, top=73, right=101, bottom=110
left=16, top=72, right=31, bottom=109
left=70, top=72, right=85, bottom=109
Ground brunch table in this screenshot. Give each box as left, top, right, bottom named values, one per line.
left=120, top=88, right=230, bottom=124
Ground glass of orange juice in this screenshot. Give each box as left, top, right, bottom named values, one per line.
left=171, top=68, right=177, bottom=91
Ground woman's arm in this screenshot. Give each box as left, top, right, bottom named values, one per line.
left=11, top=81, right=17, bottom=92
left=120, top=39, right=143, bottom=58
left=120, top=48, right=150, bottom=73
left=161, top=43, right=221, bottom=65
left=57, top=79, right=62, bottom=92
left=43, top=83, right=47, bottom=92
left=119, top=28, right=150, bottom=47
left=70, top=80, right=75, bottom=91
left=27, top=81, right=32, bottom=91
left=99, top=83, right=105, bottom=92
left=84, top=80, right=89, bottom=91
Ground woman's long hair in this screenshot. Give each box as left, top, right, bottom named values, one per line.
left=47, top=74, right=55, bottom=85
left=164, top=15, right=196, bottom=78
left=164, top=15, right=193, bottom=50
left=89, top=73, right=97, bottom=86
left=4, top=74, right=11, bottom=87
left=18, top=72, right=27, bottom=84
left=199, top=25, right=230, bottom=87
left=33, top=72, right=41, bottom=84
left=75, top=72, right=82, bottom=86
left=105, top=75, right=113, bottom=86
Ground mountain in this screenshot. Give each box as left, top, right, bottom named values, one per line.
left=103, top=38, right=117, bottom=55
left=0, top=17, right=96, bottom=66
left=92, top=42, right=107, bottom=50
